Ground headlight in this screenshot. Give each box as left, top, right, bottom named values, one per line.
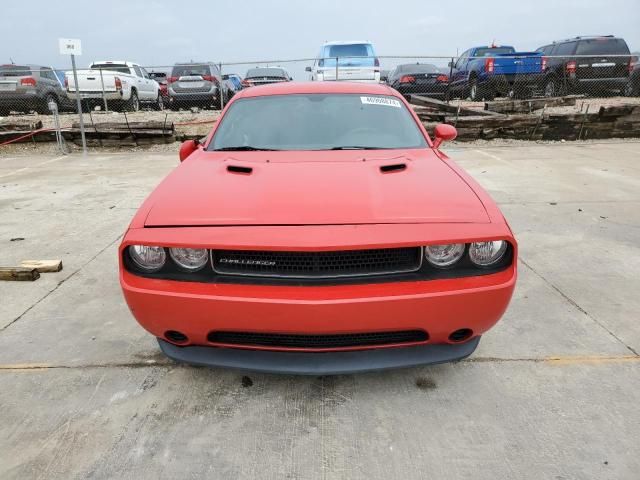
left=425, top=243, right=465, bottom=268
left=128, top=245, right=166, bottom=272
left=169, top=248, right=209, bottom=272
left=469, top=241, right=507, bottom=266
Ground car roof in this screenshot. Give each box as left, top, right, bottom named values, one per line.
left=552, top=35, right=620, bottom=44
left=92, top=61, right=137, bottom=66
left=322, top=40, right=373, bottom=46
left=233, top=81, right=396, bottom=99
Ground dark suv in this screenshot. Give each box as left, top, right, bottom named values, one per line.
left=0, top=64, right=74, bottom=114
left=167, top=62, right=228, bottom=110
left=537, top=36, right=632, bottom=97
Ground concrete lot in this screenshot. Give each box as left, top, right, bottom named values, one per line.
left=1, top=141, right=639, bottom=479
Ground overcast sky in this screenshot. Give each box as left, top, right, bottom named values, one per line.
left=2, top=0, right=638, bottom=78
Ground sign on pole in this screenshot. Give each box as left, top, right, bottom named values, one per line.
left=59, top=38, right=87, bottom=154
left=59, top=38, right=82, bottom=56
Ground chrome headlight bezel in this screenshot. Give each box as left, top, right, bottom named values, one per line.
left=468, top=240, right=508, bottom=267
left=424, top=243, right=466, bottom=268
left=127, top=245, right=167, bottom=273
left=168, top=247, right=209, bottom=272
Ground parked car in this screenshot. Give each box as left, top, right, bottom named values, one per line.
left=119, top=82, right=517, bottom=374
left=242, top=67, right=291, bottom=87
left=223, top=73, right=243, bottom=91
left=65, top=61, right=162, bottom=111
left=537, top=36, right=633, bottom=97
left=387, top=63, right=450, bottom=99
left=625, top=56, right=639, bottom=96
left=167, top=62, right=228, bottom=110
left=306, top=41, right=381, bottom=83
left=0, top=64, right=74, bottom=114
left=149, top=71, right=169, bottom=100
left=448, top=45, right=545, bottom=100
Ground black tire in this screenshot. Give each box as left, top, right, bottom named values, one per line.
left=0, top=108, right=9, bottom=116
left=544, top=76, right=564, bottom=98
left=153, top=94, right=164, bottom=111
left=624, top=80, right=638, bottom=97
left=468, top=77, right=494, bottom=101
left=124, top=90, right=140, bottom=112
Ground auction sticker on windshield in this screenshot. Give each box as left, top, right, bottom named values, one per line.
left=360, top=96, right=402, bottom=108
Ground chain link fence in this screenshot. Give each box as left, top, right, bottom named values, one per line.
left=1, top=52, right=638, bottom=150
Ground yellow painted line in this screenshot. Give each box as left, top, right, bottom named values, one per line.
left=0, top=363, right=52, bottom=370
left=543, top=355, right=639, bottom=365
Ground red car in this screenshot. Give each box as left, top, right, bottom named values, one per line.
left=119, top=82, right=517, bottom=374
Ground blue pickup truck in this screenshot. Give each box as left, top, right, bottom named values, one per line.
left=448, top=45, right=545, bottom=100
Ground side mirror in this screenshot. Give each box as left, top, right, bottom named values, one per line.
left=179, top=139, right=199, bottom=162
left=433, top=124, right=457, bottom=148
left=448, top=61, right=454, bottom=68
left=305, top=66, right=312, bottom=72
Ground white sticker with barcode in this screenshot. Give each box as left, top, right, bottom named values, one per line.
left=360, top=96, right=402, bottom=108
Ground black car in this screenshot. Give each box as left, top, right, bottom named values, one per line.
left=536, top=36, right=632, bottom=97
left=625, top=56, right=639, bottom=96
left=386, top=63, right=450, bottom=100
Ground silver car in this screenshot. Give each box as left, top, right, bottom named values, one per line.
left=0, top=64, right=74, bottom=115
left=167, top=62, right=227, bottom=110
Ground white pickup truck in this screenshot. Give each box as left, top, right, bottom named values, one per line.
left=65, top=61, right=162, bottom=111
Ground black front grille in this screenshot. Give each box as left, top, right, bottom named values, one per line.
left=211, top=247, right=422, bottom=278
left=207, top=330, right=429, bottom=349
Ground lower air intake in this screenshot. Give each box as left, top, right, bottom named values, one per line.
left=207, top=330, right=429, bottom=349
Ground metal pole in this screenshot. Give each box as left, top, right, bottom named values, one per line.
left=335, top=57, right=339, bottom=82
left=71, top=54, right=87, bottom=155
left=99, top=67, right=108, bottom=111
left=219, top=62, right=224, bottom=110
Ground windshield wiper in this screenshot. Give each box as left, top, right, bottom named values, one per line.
left=212, top=146, right=281, bottom=151
left=330, top=146, right=389, bottom=150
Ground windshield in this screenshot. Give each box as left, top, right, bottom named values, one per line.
left=209, top=94, right=426, bottom=151
left=0, top=65, right=32, bottom=77
left=575, top=39, right=630, bottom=55
left=91, top=63, right=131, bottom=74
left=246, top=68, right=287, bottom=78
left=322, top=44, right=375, bottom=67
left=474, top=47, right=516, bottom=57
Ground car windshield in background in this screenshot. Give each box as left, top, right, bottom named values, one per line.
left=91, top=64, right=131, bottom=73
left=400, top=64, right=439, bottom=74
left=575, top=39, right=630, bottom=55
left=323, top=44, right=375, bottom=67
left=246, top=68, right=287, bottom=79
left=0, top=66, right=32, bottom=77
left=172, top=65, right=210, bottom=77
left=474, top=47, right=516, bottom=56
left=209, top=94, right=426, bottom=151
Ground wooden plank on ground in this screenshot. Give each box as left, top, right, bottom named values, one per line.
left=484, top=96, right=581, bottom=114
left=408, top=95, right=502, bottom=116
left=0, top=267, right=40, bottom=281
left=19, top=260, right=63, bottom=273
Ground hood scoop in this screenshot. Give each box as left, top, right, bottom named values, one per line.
left=227, top=165, right=253, bottom=175
left=379, top=163, right=407, bottom=174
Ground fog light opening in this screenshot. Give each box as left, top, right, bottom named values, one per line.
left=449, top=328, right=473, bottom=343
left=165, top=330, right=189, bottom=344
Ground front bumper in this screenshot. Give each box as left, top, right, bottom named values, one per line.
left=158, top=336, right=481, bottom=374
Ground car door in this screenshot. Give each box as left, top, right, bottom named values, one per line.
left=450, top=50, right=471, bottom=92
left=133, top=65, right=152, bottom=100
left=141, top=67, right=159, bottom=99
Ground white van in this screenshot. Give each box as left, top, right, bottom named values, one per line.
left=307, top=41, right=381, bottom=83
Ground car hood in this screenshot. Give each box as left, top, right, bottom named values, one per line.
left=144, top=150, right=489, bottom=226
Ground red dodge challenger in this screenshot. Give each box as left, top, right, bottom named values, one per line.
left=119, top=81, right=517, bottom=374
